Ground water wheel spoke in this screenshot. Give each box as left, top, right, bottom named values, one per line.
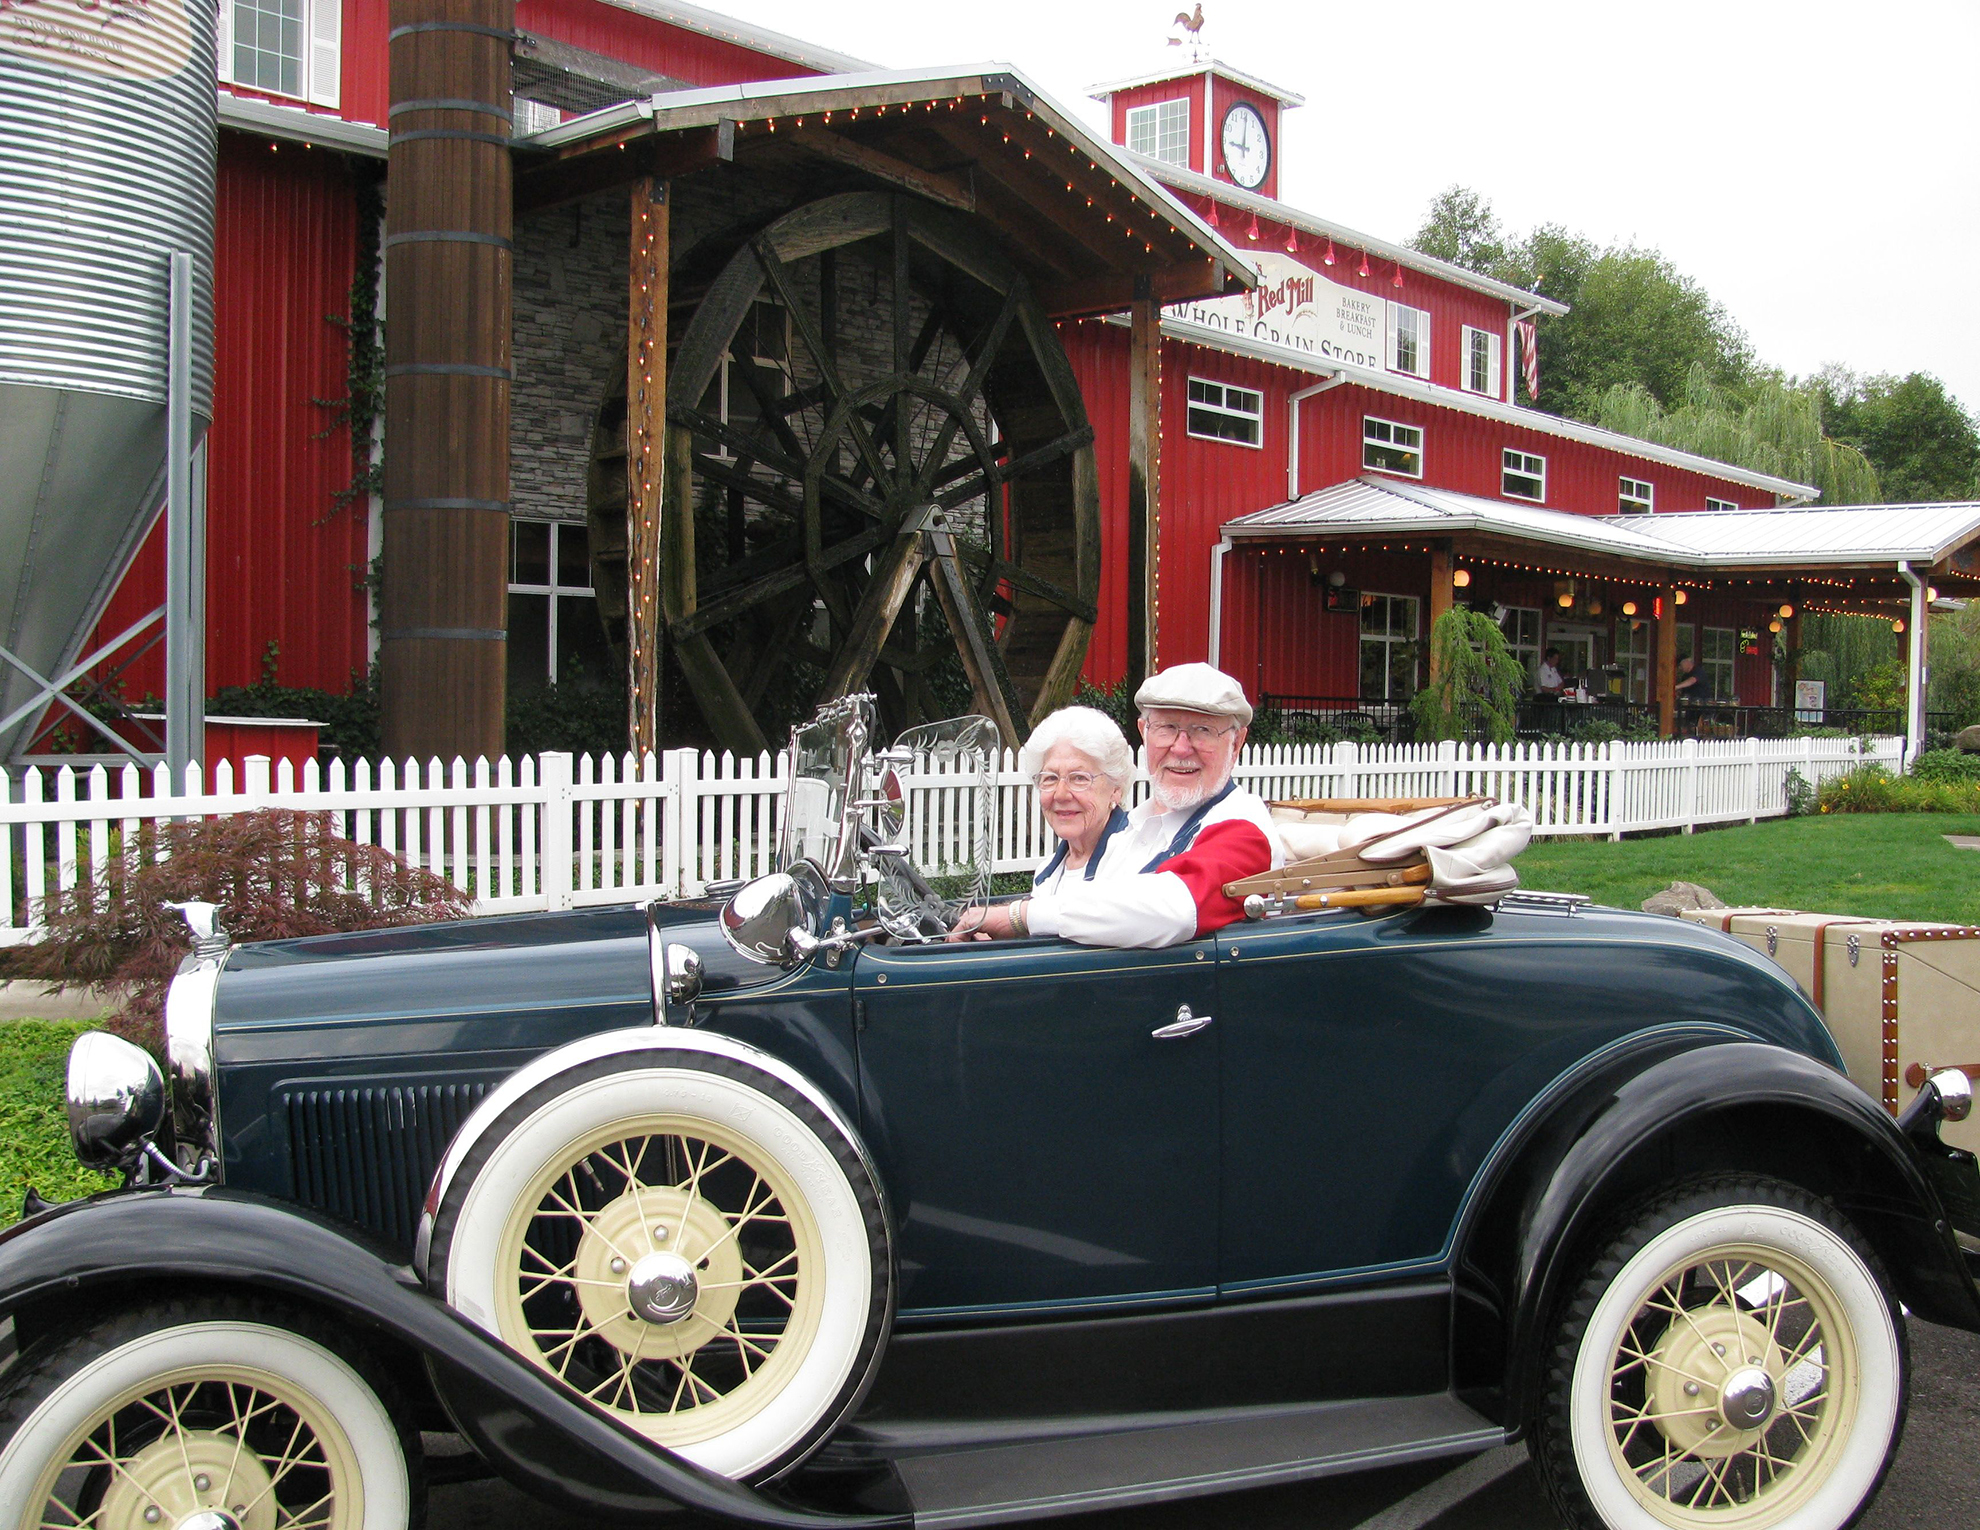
left=961, top=549, right=1099, bottom=624
left=674, top=524, right=893, bottom=639
left=914, top=286, right=1022, bottom=499
left=726, top=345, right=809, bottom=464
left=753, top=238, right=892, bottom=489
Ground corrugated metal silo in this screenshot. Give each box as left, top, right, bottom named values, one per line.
left=0, top=0, right=216, bottom=758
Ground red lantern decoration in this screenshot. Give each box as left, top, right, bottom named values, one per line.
left=1357, top=248, right=1370, bottom=277
left=1246, top=212, right=1261, bottom=241
left=1322, top=238, right=1336, bottom=266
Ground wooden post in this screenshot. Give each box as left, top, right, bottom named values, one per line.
left=380, top=0, right=514, bottom=764
left=1656, top=579, right=1678, bottom=737
left=628, top=178, right=668, bottom=760
left=1126, top=278, right=1160, bottom=686
left=1781, top=591, right=1801, bottom=709
left=1426, top=544, right=1452, bottom=685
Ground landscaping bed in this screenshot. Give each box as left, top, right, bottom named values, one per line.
left=0, top=1019, right=119, bottom=1221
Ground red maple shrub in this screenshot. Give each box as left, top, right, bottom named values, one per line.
left=16, top=809, right=474, bottom=1051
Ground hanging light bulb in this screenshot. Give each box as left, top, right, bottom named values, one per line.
left=1558, top=592, right=1574, bottom=609
left=1675, top=589, right=1688, bottom=606
left=1452, top=568, right=1471, bottom=588
left=1622, top=601, right=1637, bottom=617
left=1778, top=604, right=1794, bottom=618
left=1769, top=619, right=1783, bottom=633
left=1358, top=248, right=1370, bottom=277
left=1285, top=224, right=1299, bottom=254
left=1928, top=586, right=1940, bottom=601
left=1322, top=237, right=1336, bottom=266
left=1893, top=619, right=1906, bottom=633
left=1392, top=261, right=1403, bottom=289
left=1246, top=212, right=1261, bottom=241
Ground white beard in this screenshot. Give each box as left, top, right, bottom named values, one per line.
left=1149, top=765, right=1227, bottom=814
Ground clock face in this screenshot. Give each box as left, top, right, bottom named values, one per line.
left=1220, top=103, right=1271, bottom=189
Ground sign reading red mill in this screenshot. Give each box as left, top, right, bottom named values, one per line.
left=1166, top=250, right=1386, bottom=373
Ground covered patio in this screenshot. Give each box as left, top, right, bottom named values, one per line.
left=1211, top=478, right=1980, bottom=756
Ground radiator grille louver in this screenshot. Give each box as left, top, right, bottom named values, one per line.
left=282, top=1082, right=490, bottom=1251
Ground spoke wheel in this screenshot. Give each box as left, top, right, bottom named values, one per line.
left=1536, top=1176, right=1904, bottom=1530
left=0, top=1302, right=418, bottom=1530
left=592, top=190, right=1099, bottom=754
left=430, top=1050, right=891, bottom=1482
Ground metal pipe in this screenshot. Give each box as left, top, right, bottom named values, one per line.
left=1286, top=372, right=1348, bottom=500
left=1898, top=561, right=1928, bottom=765
left=164, top=251, right=201, bottom=786
left=1208, top=536, right=1232, bottom=668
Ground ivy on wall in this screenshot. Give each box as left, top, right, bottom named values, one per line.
left=312, top=166, right=386, bottom=524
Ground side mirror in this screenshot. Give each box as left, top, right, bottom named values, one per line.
left=719, top=863, right=829, bottom=966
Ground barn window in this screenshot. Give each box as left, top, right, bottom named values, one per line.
left=1502, top=448, right=1546, bottom=502
left=1360, top=593, right=1420, bottom=700
left=1462, top=326, right=1502, bottom=396
left=1619, top=476, right=1654, bottom=515
left=1186, top=378, right=1263, bottom=447
left=220, top=0, right=340, bottom=106
left=1363, top=416, right=1423, bottom=477
left=1126, top=99, right=1191, bottom=166
left=1702, top=626, right=1738, bottom=702
left=1706, top=496, right=1739, bottom=512
left=1387, top=302, right=1431, bottom=379
left=509, top=520, right=609, bottom=688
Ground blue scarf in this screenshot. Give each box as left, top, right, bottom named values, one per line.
left=1035, top=806, right=1132, bottom=887
left=1140, top=779, right=1238, bottom=872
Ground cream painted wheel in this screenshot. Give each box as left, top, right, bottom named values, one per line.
left=430, top=1050, right=889, bottom=1482
left=1536, top=1178, right=1903, bottom=1530
left=0, top=1302, right=416, bottom=1530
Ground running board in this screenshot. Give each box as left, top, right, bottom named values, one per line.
left=890, top=1393, right=1503, bottom=1526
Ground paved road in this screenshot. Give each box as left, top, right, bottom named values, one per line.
left=429, top=1316, right=1980, bottom=1530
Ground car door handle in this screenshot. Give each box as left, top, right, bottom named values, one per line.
left=1152, top=1005, right=1212, bottom=1040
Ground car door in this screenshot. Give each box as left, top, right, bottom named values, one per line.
left=852, top=934, right=1219, bottom=1316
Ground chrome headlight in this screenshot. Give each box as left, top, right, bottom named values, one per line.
left=67, top=1032, right=166, bottom=1170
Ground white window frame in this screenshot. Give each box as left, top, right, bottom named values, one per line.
left=510, top=518, right=598, bottom=685
left=1185, top=377, right=1264, bottom=449
left=1363, top=415, right=1423, bottom=478
left=1360, top=592, right=1421, bottom=701
left=1502, top=447, right=1546, bottom=502
left=1615, top=616, right=1653, bottom=702
left=1387, top=302, right=1432, bottom=380
left=218, top=0, right=340, bottom=107
left=1125, top=98, right=1191, bottom=167
left=1701, top=625, right=1738, bottom=703
left=1461, top=326, right=1503, bottom=397
left=1499, top=605, right=1542, bottom=678
left=1618, top=476, right=1654, bottom=515
left=1705, top=496, right=1739, bottom=512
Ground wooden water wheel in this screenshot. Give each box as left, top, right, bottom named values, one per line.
left=596, top=191, right=1099, bottom=756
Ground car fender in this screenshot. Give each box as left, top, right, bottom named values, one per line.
left=1452, top=1038, right=1980, bottom=1428
left=0, top=1189, right=907, bottom=1529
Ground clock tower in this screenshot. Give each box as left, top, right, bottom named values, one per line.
left=1089, top=59, right=1302, bottom=200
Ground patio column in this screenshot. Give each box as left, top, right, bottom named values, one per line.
left=1426, top=544, right=1452, bottom=683
left=1901, top=562, right=1929, bottom=761
left=1125, top=277, right=1160, bottom=685
left=1656, top=579, right=1678, bottom=737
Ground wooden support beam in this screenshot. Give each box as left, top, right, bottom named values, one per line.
left=627, top=177, right=667, bottom=759
left=515, top=123, right=732, bottom=216
left=776, top=127, right=976, bottom=211
left=1126, top=282, right=1160, bottom=685
left=1657, top=579, right=1678, bottom=738
left=1038, top=258, right=1234, bottom=320
left=1426, top=545, right=1452, bottom=684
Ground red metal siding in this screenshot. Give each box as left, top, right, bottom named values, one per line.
left=1109, top=76, right=1209, bottom=176
left=514, top=0, right=827, bottom=87
left=341, top=0, right=388, bottom=126
left=90, top=138, right=370, bottom=703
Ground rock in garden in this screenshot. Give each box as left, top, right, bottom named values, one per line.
left=1956, top=723, right=1980, bottom=753
left=1642, top=881, right=1726, bottom=916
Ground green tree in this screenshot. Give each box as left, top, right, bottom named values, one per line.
left=1414, top=606, right=1524, bottom=744
left=1588, top=367, right=1880, bottom=505
left=1411, top=185, right=1509, bottom=274
left=1818, top=370, right=1980, bottom=502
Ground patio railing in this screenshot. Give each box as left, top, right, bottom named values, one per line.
left=0, top=734, right=1901, bottom=944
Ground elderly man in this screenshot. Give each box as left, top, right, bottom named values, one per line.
left=953, top=662, right=1284, bottom=948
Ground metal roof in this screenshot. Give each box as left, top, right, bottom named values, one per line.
left=594, top=0, right=872, bottom=75
left=1225, top=478, right=1980, bottom=570
left=218, top=91, right=387, bottom=156
left=523, top=64, right=1259, bottom=295
left=1087, top=59, right=1306, bottom=108
left=1137, top=156, right=1569, bottom=318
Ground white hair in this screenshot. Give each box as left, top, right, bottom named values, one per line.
left=1019, top=706, right=1134, bottom=786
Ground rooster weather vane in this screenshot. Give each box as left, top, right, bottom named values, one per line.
left=1168, top=3, right=1207, bottom=60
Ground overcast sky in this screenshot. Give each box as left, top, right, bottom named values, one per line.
left=712, top=0, right=1979, bottom=416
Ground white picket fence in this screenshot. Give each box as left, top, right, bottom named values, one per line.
left=0, top=735, right=1900, bottom=944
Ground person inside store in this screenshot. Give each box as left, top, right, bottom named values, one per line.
left=1017, top=705, right=1136, bottom=894
left=1536, top=647, right=1566, bottom=696
left=948, top=662, right=1286, bottom=948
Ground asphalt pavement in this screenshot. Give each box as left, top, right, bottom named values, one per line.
left=427, top=1315, right=1980, bottom=1530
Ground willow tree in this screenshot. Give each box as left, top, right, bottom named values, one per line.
left=1415, top=607, right=1524, bottom=744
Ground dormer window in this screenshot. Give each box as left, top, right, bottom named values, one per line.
left=1125, top=99, right=1191, bottom=167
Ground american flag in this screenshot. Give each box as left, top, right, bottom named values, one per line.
left=1516, top=317, right=1539, bottom=402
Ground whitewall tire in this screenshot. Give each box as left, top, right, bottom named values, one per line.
left=0, top=1299, right=419, bottom=1530
left=427, top=1049, right=890, bottom=1482
left=1535, top=1176, right=1905, bottom=1530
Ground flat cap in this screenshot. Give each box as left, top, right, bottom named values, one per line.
left=1133, top=662, right=1253, bottom=726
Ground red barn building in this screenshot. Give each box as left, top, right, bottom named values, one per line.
left=68, top=14, right=1978, bottom=762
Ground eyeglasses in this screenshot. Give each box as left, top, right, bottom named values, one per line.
left=1143, top=721, right=1236, bottom=746
left=1034, top=771, right=1103, bottom=792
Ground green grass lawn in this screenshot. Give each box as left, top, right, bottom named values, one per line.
left=1, top=1020, right=119, bottom=1223
left=1520, top=813, right=1980, bottom=924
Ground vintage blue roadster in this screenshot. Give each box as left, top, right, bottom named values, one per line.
left=4, top=696, right=1980, bottom=1530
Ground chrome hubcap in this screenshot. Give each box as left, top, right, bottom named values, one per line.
left=628, top=1251, right=700, bottom=1324
left=1720, top=1365, right=1778, bottom=1429
left=179, top=1514, right=245, bottom=1530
